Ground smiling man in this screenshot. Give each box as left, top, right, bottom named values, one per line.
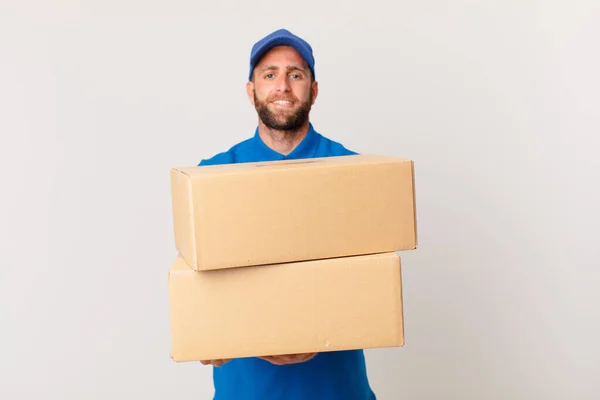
left=195, top=29, right=376, bottom=400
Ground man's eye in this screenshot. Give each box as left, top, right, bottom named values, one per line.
left=265, top=73, right=275, bottom=79
left=290, top=74, right=301, bottom=79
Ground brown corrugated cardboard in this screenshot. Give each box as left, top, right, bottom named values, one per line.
left=168, top=252, right=404, bottom=362
left=171, top=154, right=417, bottom=271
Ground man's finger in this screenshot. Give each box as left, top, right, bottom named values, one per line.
left=260, top=353, right=317, bottom=365
left=198, top=359, right=231, bottom=367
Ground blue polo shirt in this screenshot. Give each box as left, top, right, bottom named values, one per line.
left=197, top=124, right=376, bottom=400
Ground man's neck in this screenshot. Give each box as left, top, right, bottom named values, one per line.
left=257, top=121, right=310, bottom=156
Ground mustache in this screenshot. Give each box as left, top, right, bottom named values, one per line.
left=266, top=95, right=298, bottom=103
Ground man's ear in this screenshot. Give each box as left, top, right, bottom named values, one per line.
left=311, top=80, right=319, bottom=105
left=246, top=81, right=255, bottom=105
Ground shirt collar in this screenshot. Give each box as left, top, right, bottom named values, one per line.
left=251, top=123, right=320, bottom=161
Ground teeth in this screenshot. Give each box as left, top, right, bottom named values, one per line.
left=274, top=100, right=292, bottom=105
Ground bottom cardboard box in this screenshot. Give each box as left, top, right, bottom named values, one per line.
left=168, top=252, right=404, bottom=362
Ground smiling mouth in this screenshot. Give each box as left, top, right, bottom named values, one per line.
left=271, top=100, right=294, bottom=108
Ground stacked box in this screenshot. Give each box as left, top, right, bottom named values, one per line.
left=168, top=154, right=417, bottom=361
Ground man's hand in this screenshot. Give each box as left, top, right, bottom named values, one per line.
left=199, top=359, right=231, bottom=367
left=259, top=352, right=317, bottom=365
left=170, top=351, right=231, bottom=367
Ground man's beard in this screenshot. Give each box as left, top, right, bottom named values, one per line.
left=254, top=92, right=312, bottom=132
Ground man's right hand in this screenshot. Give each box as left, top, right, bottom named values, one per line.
left=199, top=359, right=231, bottom=367
left=170, top=351, right=231, bottom=367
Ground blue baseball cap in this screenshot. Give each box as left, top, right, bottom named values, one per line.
left=249, top=29, right=315, bottom=81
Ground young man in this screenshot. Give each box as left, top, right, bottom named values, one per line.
left=196, top=29, right=376, bottom=400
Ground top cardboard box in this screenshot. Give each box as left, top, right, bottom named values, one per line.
left=171, top=154, right=417, bottom=271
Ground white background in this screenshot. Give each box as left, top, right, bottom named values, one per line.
left=1, top=1, right=599, bottom=399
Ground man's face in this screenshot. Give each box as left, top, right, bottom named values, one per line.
left=247, top=46, right=318, bottom=132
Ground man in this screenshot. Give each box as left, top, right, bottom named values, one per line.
left=194, top=29, right=376, bottom=400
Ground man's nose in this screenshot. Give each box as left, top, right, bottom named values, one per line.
left=275, top=75, right=291, bottom=92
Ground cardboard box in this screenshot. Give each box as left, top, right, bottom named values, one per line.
left=168, top=252, right=404, bottom=362
left=171, top=154, right=417, bottom=271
